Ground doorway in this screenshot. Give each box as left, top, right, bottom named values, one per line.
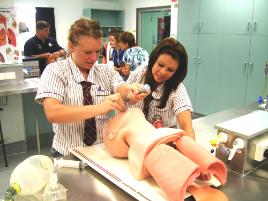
left=137, top=6, right=171, bottom=53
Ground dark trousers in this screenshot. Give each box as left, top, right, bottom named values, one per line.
left=50, top=147, right=63, bottom=158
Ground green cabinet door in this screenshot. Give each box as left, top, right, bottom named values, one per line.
left=224, top=0, right=253, bottom=34
left=199, top=0, right=225, bottom=34
left=22, top=93, right=53, bottom=138
left=177, top=0, right=200, bottom=34
left=178, top=33, right=198, bottom=106
left=141, top=12, right=153, bottom=53
left=245, top=35, right=268, bottom=103
left=141, top=10, right=170, bottom=53
left=178, top=0, right=225, bottom=34
left=217, top=35, right=251, bottom=111
left=252, top=0, right=268, bottom=35
left=194, top=34, right=222, bottom=114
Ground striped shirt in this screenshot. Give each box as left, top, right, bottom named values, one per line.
left=126, top=70, right=193, bottom=127
left=35, top=57, right=124, bottom=155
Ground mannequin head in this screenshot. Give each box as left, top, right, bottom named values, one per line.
left=102, top=108, right=155, bottom=157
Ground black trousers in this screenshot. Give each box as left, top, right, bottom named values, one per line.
left=50, top=147, right=63, bottom=158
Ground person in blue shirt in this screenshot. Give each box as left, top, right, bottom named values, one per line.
left=24, top=21, right=65, bottom=74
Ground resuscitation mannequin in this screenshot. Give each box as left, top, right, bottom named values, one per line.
left=102, top=108, right=228, bottom=201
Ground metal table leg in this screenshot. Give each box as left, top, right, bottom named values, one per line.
left=0, top=108, right=8, bottom=167
left=34, top=109, right=41, bottom=154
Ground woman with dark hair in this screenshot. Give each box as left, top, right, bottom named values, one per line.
left=127, top=37, right=195, bottom=139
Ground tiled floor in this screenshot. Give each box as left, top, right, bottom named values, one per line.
left=0, top=143, right=51, bottom=196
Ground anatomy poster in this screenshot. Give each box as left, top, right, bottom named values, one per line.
left=0, top=8, right=19, bottom=63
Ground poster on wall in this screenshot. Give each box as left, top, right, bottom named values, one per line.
left=0, top=8, right=20, bottom=64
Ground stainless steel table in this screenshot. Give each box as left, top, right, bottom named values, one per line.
left=55, top=103, right=267, bottom=201
left=0, top=77, right=39, bottom=96
left=0, top=78, right=40, bottom=167
left=15, top=103, right=268, bottom=201
left=57, top=163, right=137, bottom=201
left=193, top=102, right=268, bottom=201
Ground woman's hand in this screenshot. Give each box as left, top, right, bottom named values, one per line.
left=98, top=93, right=126, bottom=115
left=114, top=66, right=122, bottom=73
left=52, top=51, right=61, bottom=59
left=124, top=83, right=150, bottom=105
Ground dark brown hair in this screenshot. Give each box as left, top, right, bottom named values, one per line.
left=109, top=28, right=122, bottom=41
left=144, top=37, right=188, bottom=108
left=118, top=31, right=136, bottom=48
left=36, top=21, right=50, bottom=31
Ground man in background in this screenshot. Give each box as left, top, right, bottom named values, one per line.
left=24, top=21, right=65, bottom=74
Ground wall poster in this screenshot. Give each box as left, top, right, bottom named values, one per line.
left=0, top=8, right=20, bottom=63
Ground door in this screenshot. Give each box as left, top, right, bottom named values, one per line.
left=140, top=9, right=171, bottom=53
left=217, top=35, right=251, bottom=111
left=177, top=0, right=200, bottom=34
left=253, top=0, right=268, bottom=35
left=224, top=0, right=253, bottom=34
left=194, top=34, right=222, bottom=114
left=178, top=0, right=225, bottom=34
left=178, top=33, right=198, bottom=107
left=199, top=0, right=225, bottom=34
left=245, top=35, right=268, bottom=103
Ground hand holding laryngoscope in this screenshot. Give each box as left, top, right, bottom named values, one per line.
left=107, top=84, right=151, bottom=118
left=125, top=84, right=151, bottom=101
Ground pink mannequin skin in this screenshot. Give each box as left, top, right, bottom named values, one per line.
left=102, top=108, right=227, bottom=201
left=102, top=108, right=157, bottom=157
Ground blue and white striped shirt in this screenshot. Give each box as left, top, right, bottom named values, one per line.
left=35, top=57, right=124, bottom=155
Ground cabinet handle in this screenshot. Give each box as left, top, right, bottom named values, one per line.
left=199, top=21, right=204, bottom=32
left=192, top=56, right=197, bottom=64
left=194, top=22, right=199, bottom=32
left=246, top=21, right=251, bottom=31
left=249, top=62, right=253, bottom=70
left=253, top=21, right=257, bottom=32
left=197, top=56, right=201, bottom=64
left=243, top=61, right=248, bottom=69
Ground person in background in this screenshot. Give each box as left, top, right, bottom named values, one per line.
left=24, top=21, right=65, bottom=74
left=118, top=31, right=149, bottom=79
left=126, top=37, right=195, bottom=140
left=35, top=18, right=146, bottom=157
left=102, top=28, right=122, bottom=64
left=110, top=32, right=124, bottom=74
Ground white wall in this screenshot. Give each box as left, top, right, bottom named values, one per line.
left=3, top=0, right=176, bottom=50
left=12, top=0, right=124, bottom=49
left=121, top=0, right=173, bottom=33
